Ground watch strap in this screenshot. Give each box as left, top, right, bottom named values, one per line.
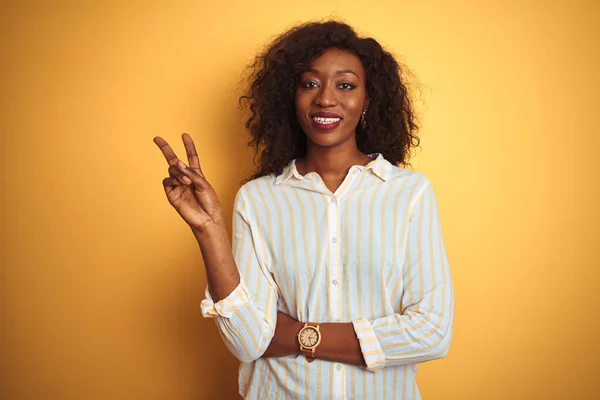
left=302, top=348, right=316, bottom=362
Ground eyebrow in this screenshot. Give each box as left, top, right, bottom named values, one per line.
left=305, top=68, right=360, bottom=79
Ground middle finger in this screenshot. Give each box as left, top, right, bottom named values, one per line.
left=182, top=133, right=203, bottom=175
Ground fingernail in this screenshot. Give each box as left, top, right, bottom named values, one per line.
left=177, top=160, right=187, bottom=169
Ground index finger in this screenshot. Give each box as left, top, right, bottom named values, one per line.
left=153, top=136, right=180, bottom=166
left=182, top=133, right=203, bottom=174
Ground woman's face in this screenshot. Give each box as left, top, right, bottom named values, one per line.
left=295, top=48, right=368, bottom=150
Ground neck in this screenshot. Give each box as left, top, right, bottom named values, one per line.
left=297, top=141, right=372, bottom=179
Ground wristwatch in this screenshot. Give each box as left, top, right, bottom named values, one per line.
left=298, top=322, right=321, bottom=363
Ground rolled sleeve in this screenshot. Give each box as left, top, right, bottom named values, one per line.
left=201, top=280, right=251, bottom=319
left=353, top=318, right=386, bottom=372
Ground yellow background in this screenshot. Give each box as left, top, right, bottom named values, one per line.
left=1, top=1, right=598, bottom=399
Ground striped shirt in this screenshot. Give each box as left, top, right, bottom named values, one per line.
left=201, top=153, right=454, bottom=399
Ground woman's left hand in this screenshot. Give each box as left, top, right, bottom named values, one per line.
left=262, top=312, right=303, bottom=358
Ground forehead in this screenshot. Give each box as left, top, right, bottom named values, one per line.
left=307, top=48, right=365, bottom=77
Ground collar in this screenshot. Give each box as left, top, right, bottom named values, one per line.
left=275, top=153, right=392, bottom=185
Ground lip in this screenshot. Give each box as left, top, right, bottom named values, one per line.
left=310, top=112, right=342, bottom=132
left=311, top=112, right=341, bottom=118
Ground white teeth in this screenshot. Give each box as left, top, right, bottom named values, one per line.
left=313, top=117, right=341, bottom=124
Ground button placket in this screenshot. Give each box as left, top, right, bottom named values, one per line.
left=328, top=188, right=349, bottom=400
left=332, top=363, right=345, bottom=400
left=327, top=194, right=340, bottom=323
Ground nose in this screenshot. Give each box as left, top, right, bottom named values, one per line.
left=314, top=83, right=337, bottom=108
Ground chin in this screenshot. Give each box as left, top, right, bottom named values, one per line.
left=305, top=133, right=341, bottom=148
left=307, top=130, right=355, bottom=148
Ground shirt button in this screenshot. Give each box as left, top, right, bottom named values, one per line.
left=332, top=279, right=338, bottom=285
left=330, top=197, right=336, bottom=203
left=336, top=364, right=342, bottom=371
left=332, top=238, right=337, bottom=243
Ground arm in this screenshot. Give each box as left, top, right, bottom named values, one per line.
left=262, top=314, right=366, bottom=367
left=153, top=135, right=278, bottom=363
left=352, top=181, right=454, bottom=371
left=263, top=181, right=454, bottom=371
left=200, top=188, right=279, bottom=363
left=193, top=223, right=240, bottom=303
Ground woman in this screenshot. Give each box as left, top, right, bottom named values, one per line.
left=154, top=20, right=454, bottom=400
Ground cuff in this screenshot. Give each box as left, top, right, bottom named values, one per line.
left=200, top=280, right=250, bottom=318
left=352, top=318, right=386, bottom=372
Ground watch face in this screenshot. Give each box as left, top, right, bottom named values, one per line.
left=299, top=327, right=319, bottom=348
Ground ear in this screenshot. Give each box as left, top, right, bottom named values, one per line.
left=363, top=97, right=369, bottom=112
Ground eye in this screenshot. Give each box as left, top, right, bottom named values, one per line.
left=338, top=82, right=356, bottom=90
left=301, top=81, right=319, bottom=89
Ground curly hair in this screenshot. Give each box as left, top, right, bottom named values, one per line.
left=239, top=20, right=420, bottom=182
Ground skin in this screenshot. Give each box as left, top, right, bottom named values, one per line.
left=294, top=47, right=372, bottom=193
left=153, top=48, right=370, bottom=367
left=152, top=134, right=240, bottom=303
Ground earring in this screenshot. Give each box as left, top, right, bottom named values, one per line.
left=360, top=109, right=367, bottom=129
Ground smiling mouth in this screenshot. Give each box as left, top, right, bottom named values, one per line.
left=311, top=116, right=342, bottom=131
left=312, top=116, right=341, bottom=124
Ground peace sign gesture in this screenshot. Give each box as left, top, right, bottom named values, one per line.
left=153, top=133, right=225, bottom=232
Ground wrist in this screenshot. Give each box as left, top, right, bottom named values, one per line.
left=293, top=321, right=304, bottom=355
left=191, top=220, right=227, bottom=240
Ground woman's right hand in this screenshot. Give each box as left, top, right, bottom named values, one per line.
left=153, top=133, right=225, bottom=233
